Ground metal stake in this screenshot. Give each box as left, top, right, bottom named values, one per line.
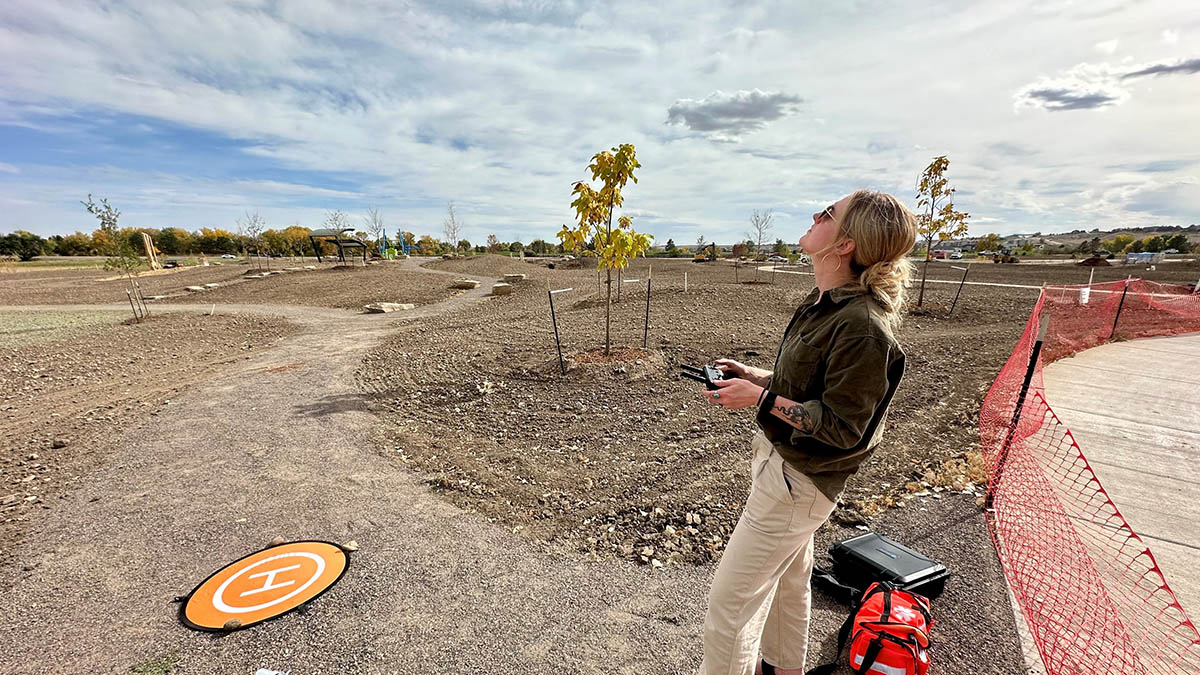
left=1110, top=276, right=1132, bottom=340
left=987, top=308, right=1050, bottom=513
left=948, top=265, right=970, bottom=316
left=643, top=266, right=652, bottom=348
left=548, top=282, right=568, bottom=375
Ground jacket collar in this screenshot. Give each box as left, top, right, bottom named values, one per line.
left=804, top=284, right=867, bottom=306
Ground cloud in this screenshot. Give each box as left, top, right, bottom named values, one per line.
left=0, top=162, right=18, bottom=174
left=1094, top=38, right=1119, bottom=55
left=1014, top=62, right=1129, bottom=111
left=1122, top=57, right=1200, bottom=79
left=665, top=89, right=802, bottom=139
left=1162, top=29, right=1179, bottom=45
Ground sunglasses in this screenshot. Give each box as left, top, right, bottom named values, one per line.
left=814, top=204, right=836, bottom=223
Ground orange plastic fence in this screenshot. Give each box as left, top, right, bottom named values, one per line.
left=980, top=278, right=1200, bottom=674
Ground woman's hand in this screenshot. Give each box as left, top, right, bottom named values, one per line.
left=714, top=358, right=747, bottom=378
left=703, top=378, right=764, bottom=410
left=715, top=358, right=771, bottom=388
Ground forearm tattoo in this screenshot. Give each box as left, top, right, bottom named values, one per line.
left=773, top=401, right=814, bottom=432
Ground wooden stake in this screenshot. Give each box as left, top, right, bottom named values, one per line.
left=126, top=290, right=140, bottom=322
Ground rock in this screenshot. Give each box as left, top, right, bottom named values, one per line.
left=341, top=539, right=359, bottom=552
left=268, top=536, right=286, bottom=547
left=203, top=283, right=220, bottom=288
left=222, top=619, right=242, bottom=631
left=502, top=273, right=527, bottom=283
left=451, top=279, right=480, bottom=290
left=491, top=283, right=514, bottom=296
left=50, top=439, right=67, bottom=449
left=184, top=286, right=205, bottom=292
left=363, top=302, right=416, bottom=313
left=304, top=265, right=316, bottom=270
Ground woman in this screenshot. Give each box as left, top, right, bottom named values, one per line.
left=699, top=190, right=917, bottom=675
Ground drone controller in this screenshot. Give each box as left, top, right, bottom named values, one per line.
left=680, top=363, right=728, bottom=390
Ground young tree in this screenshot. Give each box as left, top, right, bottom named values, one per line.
left=457, top=239, right=471, bottom=252
left=363, top=207, right=385, bottom=252
left=237, top=210, right=267, bottom=268
left=696, top=234, right=706, bottom=249
left=664, top=238, right=678, bottom=256
left=915, top=156, right=970, bottom=306
left=557, top=143, right=652, bottom=354
left=486, top=234, right=502, bottom=252
left=745, top=209, right=774, bottom=280
left=82, top=194, right=145, bottom=313
left=443, top=202, right=464, bottom=250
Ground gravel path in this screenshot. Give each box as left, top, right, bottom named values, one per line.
left=0, top=263, right=715, bottom=675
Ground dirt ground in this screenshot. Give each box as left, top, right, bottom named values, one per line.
left=0, top=310, right=294, bottom=566
left=169, top=261, right=464, bottom=310
left=0, top=259, right=465, bottom=311
left=2, top=253, right=1196, bottom=673
left=0, top=264, right=248, bottom=305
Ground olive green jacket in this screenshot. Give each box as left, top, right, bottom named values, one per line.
left=755, top=285, right=906, bottom=501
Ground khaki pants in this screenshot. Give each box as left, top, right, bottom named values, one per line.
left=701, top=432, right=837, bottom=675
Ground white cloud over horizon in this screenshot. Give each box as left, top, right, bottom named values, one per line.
left=0, top=0, right=1198, bottom=245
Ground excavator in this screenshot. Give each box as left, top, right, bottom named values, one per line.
left=692, top=242, right=718, bottom=263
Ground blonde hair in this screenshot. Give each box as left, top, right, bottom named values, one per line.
left=838, top=189, right=918, bottom=325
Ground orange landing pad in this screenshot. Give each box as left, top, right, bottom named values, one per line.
left=181, top=540, right=350, bottom=631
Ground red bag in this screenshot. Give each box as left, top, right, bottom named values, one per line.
left=807, top=583, right=933, bottom=675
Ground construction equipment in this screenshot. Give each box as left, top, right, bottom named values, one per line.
left=992, top=249, right=1019, bottom=264
left=692, top=242, right=718, bottom=263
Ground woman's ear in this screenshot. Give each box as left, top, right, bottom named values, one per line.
left=838, top=237, right=856, bottom=258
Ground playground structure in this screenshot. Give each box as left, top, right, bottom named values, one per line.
left=141, top=232, right=162, bottom=270
left=309, top=228, right=368, bottom=264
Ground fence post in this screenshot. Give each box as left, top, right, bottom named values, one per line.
left=684, top=272, right=688, bottom=294
left=986, top=308, right=1050, bottom=513
left=1109, top=277, right=1132, bottom=340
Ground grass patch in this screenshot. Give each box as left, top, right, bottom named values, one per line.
left=15, top=258, right=108, bottom=268
left=130, top=651, right=181, bottom=674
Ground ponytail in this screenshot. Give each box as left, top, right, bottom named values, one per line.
left=856, top=257, right=913, bottom=325
left=838, top=190, right=919, bottom=328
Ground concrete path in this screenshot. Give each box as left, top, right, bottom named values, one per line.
left=1041, top=333, right=1200, bottom=616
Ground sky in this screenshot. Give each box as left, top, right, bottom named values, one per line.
left=1, top=0, right=1198, bottom=245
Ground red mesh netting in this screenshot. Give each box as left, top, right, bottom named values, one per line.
left=980, top=278, right=1200, bottom=674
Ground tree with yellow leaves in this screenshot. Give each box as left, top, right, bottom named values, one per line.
left=558, top=143, right=653, bottom=354
left=915, top=156, right=969, bottom=306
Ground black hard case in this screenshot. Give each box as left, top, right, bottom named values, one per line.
left=829, top=532, right=950, bottom=597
